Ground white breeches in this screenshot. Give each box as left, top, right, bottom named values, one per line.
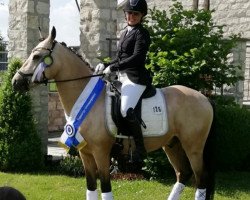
left=119, top=72, right=146, bottom=117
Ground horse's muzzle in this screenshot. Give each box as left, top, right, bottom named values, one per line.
left=12, top=77, right=30, bottom=92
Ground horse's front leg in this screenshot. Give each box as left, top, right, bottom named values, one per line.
left=95, top=150, right=114, bottom=200
left=79, top=152, right=99, bottom=200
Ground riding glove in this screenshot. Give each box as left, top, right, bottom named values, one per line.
left=103, top=66, right=111, bottom=75
left=95, top=63, right=105, bottom=74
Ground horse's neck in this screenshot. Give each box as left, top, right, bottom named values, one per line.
left=55, top=53, right=92, bottom=116
left=56, top=80, right=89, bottom=116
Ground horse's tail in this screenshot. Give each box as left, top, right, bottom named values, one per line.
left=203, top=100, right=217, bottom=200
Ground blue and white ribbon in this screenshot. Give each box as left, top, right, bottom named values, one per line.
left=31, top=62, right=47, bottom=82
left=60, top=77, right=105, bottom=150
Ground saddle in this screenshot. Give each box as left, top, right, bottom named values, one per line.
left=110, top=80, right=156, bottom=136
left=105, top=80, right=168, bottom=138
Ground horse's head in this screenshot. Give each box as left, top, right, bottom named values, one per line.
left=12, top=27, right=61, bottom=92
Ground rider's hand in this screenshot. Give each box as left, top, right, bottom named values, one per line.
left=103, top=66, right=111, bottom=75
left=95, top=63, right=105, bottom=74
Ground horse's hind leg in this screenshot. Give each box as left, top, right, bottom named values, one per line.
left=79, top=152, right=98, bottom=200
left=185, top=150, right=207, bottom=200
left=163, top=138, right=193, bottom=200
left=183, top=133, right=215, bottom=200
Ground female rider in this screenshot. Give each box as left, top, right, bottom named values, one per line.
left=96, top=0, right=152, bottom=163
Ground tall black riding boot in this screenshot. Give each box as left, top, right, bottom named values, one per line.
left=126, top=108, right=147, bottom=163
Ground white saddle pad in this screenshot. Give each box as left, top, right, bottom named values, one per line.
left=105, top=88, right=169, bottom=138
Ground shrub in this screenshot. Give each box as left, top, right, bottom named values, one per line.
left=0, top=58, right=43, bottom=172
left=59, top=155, right=84, bottom=177
left=214, top=102, right=250, bottom=171
left=143, top=149, right=175, bottom=180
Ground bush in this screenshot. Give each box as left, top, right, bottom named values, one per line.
left=214, top=102, right=250, bottom=171
left=0, top=58, right=43, bottom=172
left=143, top=149, right=175, bottom=180
left=59, top=155, right=84, bottom=177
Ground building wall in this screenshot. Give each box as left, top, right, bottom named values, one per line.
left=117, top=0, right=250, bottom=39
left=48, top=93, right=65, bottom=132
left=79, top=0, right=117, bottom=67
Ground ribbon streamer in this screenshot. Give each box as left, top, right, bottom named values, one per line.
left=60, top=77, right=105, bottom=150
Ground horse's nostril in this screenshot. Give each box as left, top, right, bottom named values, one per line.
left=14, top=78, right=30, bottom=92
left=12, top=80, right=19, bottom=90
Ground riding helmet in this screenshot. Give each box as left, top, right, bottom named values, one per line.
left=123, top=0, right=148, bottom=16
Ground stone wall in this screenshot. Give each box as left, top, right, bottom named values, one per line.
left=117, top=0, right=250, bottom=39
left=8, top=0, right=49, bottom=153
left=48, top=93, right=65, bottom=132
left=79, top=0, right=117, bottom=67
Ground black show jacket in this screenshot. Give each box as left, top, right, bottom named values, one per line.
left=108, top=24, right=152, bottom=86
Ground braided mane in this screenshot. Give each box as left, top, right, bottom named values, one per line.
left=59, top=41, right=91, bottom=69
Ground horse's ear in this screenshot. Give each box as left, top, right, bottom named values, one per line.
left=48, top=26, right=56, bottom=42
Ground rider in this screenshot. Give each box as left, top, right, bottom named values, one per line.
left=95, top=0, right=152, bottom=163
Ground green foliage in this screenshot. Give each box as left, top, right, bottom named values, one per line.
left=59, top=155, right=84, bottom=177
left=143, top=149, right=175, bottom=180
left=0, top=58, right=43, bottom=172
left=0, top=33, right=5, bottom=51
left=103, top=57, right=112, bottom=64
left=145, top=1, right=243, bottom=90
left=214, top=102, right=250, bottom=171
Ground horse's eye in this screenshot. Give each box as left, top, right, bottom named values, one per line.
left=33, top=54, right=40, bottom=60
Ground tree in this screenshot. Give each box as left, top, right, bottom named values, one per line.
left=144, top=1, right=243, bottom=92
left=0, top=58, right=43, bottom=172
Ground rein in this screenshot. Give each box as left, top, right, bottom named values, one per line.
left=46, top=73, right=105, bottom=84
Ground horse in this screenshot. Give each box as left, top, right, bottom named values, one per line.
left=12, top=27, right=216, bottom=200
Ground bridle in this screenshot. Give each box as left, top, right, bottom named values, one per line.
left=17, top=41, right=103, bottom=85
left=17, top=40, right=57, bottom=85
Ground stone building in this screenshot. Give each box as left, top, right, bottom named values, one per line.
left=7, top=0, right=250, bottom=153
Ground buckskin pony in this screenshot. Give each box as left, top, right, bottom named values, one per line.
left=12, top=27, right=216, bottom=200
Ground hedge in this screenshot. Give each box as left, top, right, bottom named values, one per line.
left=0, top=58, right=43, bottom=172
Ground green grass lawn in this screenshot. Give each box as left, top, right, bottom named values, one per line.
left=0, top=171, right=249, bottom=199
